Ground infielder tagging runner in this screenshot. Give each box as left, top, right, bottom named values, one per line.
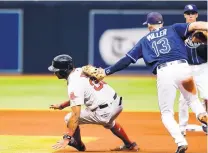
left=82, top=12, right=208, bottom=153
left=179, top=4, right=208, bottom=136
left=48, top=54, right=139, bottom=152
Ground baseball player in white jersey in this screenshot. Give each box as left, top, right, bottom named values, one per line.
left=179, top=4, right=208, bottom=136
left=48, top=54, right=139, bottom=152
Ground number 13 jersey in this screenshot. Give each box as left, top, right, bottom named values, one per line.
left=126, top=23, right=191, bottom=74
left=67, top=68, right=116, bottom=110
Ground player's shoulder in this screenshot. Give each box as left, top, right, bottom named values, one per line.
left=67, top=68, right=83, bottom=83
left=137, top=35, right=146, bottom=43
left=70, top=68, right=82, bottom=77
left=67, top=68, right=88, bottom=90
left=171, top=23, right=189, bottom=29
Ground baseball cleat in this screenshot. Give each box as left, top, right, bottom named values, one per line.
left=77, top=143, right=86, bottom=152
left=175, top=145, right=188, bottom=153
left=69, top=140, right=86, bottom=151
left=197, top=113, right=207, bottom=125
left=111, top=142, right=139, bottom=152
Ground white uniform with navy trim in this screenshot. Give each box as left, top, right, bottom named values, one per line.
left=65, top=68, right=123, bottom=129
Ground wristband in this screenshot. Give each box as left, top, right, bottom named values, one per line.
left=60, top=101, right=70, bottom=109
left=63, top=134, right=72, bottom=140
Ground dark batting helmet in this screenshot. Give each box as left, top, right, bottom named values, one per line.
left=48, top=54, right=74, bottom=79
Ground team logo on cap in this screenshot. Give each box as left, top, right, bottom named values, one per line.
left=187, top=5, right=193, bottom=10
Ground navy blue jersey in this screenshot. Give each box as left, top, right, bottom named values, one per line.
left=127, top=23, right=191, bottom=74
left=185, top=37, right=207, bottom=65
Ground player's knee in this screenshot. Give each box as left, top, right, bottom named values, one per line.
left=64, top=113, right=72, bottom=124
left=179, top=93, right=185, bottom=103
left=161, top=110, right=174, bottom=117
left=103, top=120, right=115, bottom=129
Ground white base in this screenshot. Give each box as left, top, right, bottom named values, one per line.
left=185, top=124, right=203, bottom=132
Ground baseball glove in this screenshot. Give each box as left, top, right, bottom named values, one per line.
left=82, top=65, right=106, bottom=81
left=192, top=30, right=207, bottom=43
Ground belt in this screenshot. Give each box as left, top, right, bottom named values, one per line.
left=93, top=93, right=122, bottom=111
left=157, top=59, right=187, bottom=70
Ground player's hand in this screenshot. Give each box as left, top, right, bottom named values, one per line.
left=49, top=104, right=62, bottom=110
left=52, top=139, right=70, bottom=150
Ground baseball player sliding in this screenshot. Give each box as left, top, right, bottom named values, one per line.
left=48, top=54, right=139, bottom=152
left=82, top=12, right=208, bottom=153
left=179, top=4, right=208, bottom=136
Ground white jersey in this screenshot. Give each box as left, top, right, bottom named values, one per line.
left=67, top=68, right=116, bottom=110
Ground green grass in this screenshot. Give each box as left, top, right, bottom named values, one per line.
left=0, top=135, right=97, bottom=153
left=0, top=76, right=181, bottom=112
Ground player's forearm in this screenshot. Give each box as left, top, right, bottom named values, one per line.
left=189, top=22, right=208, bottom=32
left=60, top=100, right=70, bottom=109
left=66, top=113, right=79, bottom=136
left=105, top=56, right=133, bottom=75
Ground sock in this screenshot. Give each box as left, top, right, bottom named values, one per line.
left=110, top=122, right=132, bottom=146
left=73, top=126, right=82, bottom=145
left=69, top=126, right=82, bottom=146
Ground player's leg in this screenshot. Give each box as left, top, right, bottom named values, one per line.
left=157, top=65, right=188, bottom=152
left=103, top=98, right=139, bottom=151
left=194, top=63, right=208, bottom=112
left=193, top=63, right=208, bottom=134
left=108, top=121, right=139, bottom=151
left=157, top=75, right=187, bottom=147
left=178, top=93, right=189, bottom=136
left=64, top=113, right=86, bottom=151
left=178, top=76, right=207, bottom=126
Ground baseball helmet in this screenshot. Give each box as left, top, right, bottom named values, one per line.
left=48, top=54, right=73, bottom=79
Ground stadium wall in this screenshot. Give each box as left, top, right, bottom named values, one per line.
left=0, top=1, right=206, bottom=74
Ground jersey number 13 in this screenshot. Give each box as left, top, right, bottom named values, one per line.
left=152, top=38, right=171, bottom=57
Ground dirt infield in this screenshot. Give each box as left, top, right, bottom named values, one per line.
left=0, top=110, right=207, bottom=153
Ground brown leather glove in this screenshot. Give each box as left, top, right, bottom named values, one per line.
left=82, top=65, right=106, bottom=81
left=192, top=30, right=207, bottom=44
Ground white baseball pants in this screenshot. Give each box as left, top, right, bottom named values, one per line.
left=65, top=96, right=123, bottom=129
left=156, top=60, right=206, bottom=146
left=179, top=63, right=208, bottom=131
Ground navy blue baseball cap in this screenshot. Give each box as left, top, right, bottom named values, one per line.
left=184, top=4, right=198, bottom=13
left=143, top=12, right=163, bottom=25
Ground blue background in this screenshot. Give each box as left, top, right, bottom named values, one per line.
left=0, top=1, right=206, bottom=74
left=0, top=12, right=21, bottom=72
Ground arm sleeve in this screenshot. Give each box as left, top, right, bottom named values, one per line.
left=105, top=40, right=143, bottom=75
left=172, top=23, right=191, bottom=38
left=68, top=81, right=84, bottom=107
left=105, top=56, right=133, bottom=75
left=126, top=40, right=143, bottom=63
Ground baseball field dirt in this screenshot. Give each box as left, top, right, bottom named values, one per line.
left=0, top=110, right=206, bottom=153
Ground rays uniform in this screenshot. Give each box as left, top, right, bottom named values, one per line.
left=65, top=68, right=123, bottom=129
left=117, top=14, right=207, bottom=148
left=179, top=36, right=208, bottom=132
left=104, top=12, right=207, bottom=151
